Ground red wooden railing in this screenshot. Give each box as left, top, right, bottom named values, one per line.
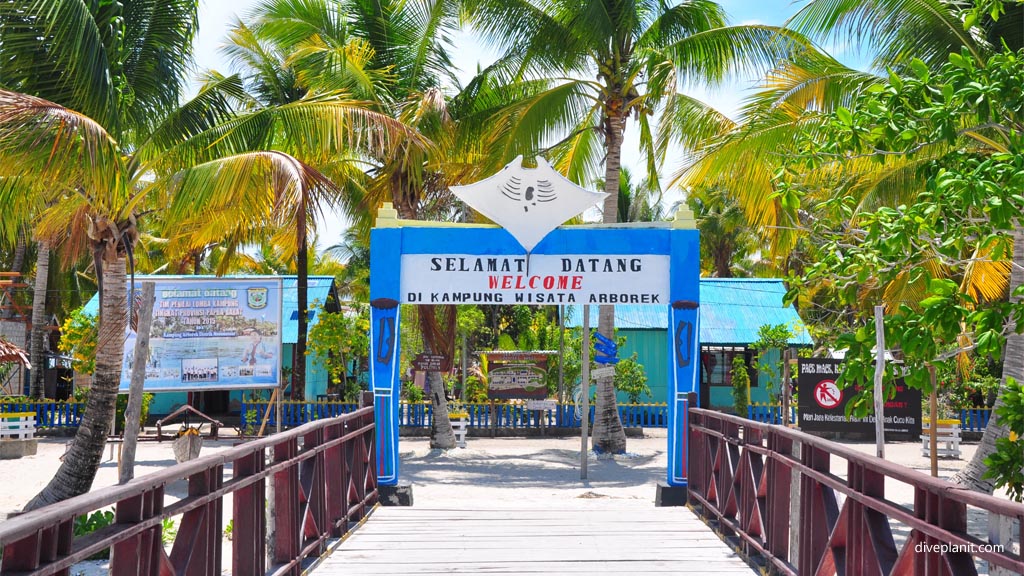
left=0, top=405, right=377, bottom=576
left=689, top=401, right=1024, bottom=576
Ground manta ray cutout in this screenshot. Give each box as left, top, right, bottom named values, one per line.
left=450, top=156, right=608, bottom=252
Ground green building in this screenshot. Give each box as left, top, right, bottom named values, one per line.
left=567, top=278, right=813, bottom=410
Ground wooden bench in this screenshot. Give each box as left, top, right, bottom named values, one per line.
left=0, top=412, right=36, bottom=440
left=921, top=419, right=961, bottom=459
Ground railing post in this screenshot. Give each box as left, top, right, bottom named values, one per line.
left=798, top=443, right=832, bottom=574
left=111, top=488, right=163, bottom=576
left=232, top=450, right=266, bottom=575
left=272, top=438, right=301, bottom=575
left=169, top=467, right=222, bottom=575
left=765, top=429, right=792, bottom=565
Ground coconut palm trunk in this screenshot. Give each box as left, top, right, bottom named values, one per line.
left=426, top=369, right=456, bottom=449
left=418, top=305, right=457, bottom=449
left=952, top=229, right=1023, bottom=492
left=293, top=199, right=308, bottom=401
left=592, top=110, right=627, bottom=454
left=28, top=241, right=50, bottom=399
left=25, top=256, right=127, bottom=511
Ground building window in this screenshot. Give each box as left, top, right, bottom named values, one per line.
left=701, top=347, right=756, bottom=387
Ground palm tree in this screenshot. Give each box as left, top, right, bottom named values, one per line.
left=464, top=0, right=807, bottom=453
left=0, top=1, right=417, bottom=510
left=687, top=185, right=757, bottom=278
left=685, top=0, right=1023, bottom=493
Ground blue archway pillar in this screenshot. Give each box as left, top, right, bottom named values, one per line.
left=369, top=205, right=699, bottom=489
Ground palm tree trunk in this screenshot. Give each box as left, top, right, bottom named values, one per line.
left=427, top=370, right=456, bottom=449
left=24, top=256, right=127, bottom=511
left=952, top=229, right=1023, bottom=492
left=29, top=241, right=50, bottom=399
left=293, top=200, right=308, bottom=401
left=593, top=109, right=627, bottom=454
left=2, top=227, right=26, bottom=319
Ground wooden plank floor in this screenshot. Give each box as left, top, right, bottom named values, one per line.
left=312, top=505, right=755, bottom=575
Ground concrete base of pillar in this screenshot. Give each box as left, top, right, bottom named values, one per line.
left=379, top=481, right=414, bottom=506
left=0, top=438, right=38, bottom=459
left=655, top=482, right=688, bottom=507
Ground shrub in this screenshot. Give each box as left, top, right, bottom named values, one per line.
left=402, top=381, right=424, bottom=403
left=74, top=509, right=115, bottom=559
left=984, top=378, right=1024, bottom=502
left=731, top=355, right=751, bottom=416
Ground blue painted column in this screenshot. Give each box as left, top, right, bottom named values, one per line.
left=369, top=227, right=402, bottom=486
left=667, top=226, right=700, bottom=486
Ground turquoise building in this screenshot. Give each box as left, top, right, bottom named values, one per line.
left=81, top=275, right=340, bottom=416
left=567, top=278, right=813, bottom=410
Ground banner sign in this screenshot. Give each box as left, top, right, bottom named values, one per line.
left=119, top=278, right=283, bottom=392
left=797, top=358, right=922, bottom=436
left=400, top=254, right=669, bottom=305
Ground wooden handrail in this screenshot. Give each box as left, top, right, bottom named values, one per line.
left=0, top=406, right=377, bottom=575
left=688, top=404, right=1024, bottom=575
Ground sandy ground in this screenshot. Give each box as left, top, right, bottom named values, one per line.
left=0, top=429, right=1019, bottom=575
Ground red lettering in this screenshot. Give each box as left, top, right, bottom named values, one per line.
left=572, top=276, right=582, bottom=290
left=529, top=276, right=539, bottom=289
left=515, top=276, right=526, bottom=289
left=489, top=276, right=499, bottom=289
left=543, top=276, right=555, bottom=289
left=502, top=277, right=512, bottom=289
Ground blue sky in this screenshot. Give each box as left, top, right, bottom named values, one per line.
left=189, top=0, right=858, bottom=248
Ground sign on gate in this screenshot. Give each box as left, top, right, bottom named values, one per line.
left=797, top=358, right=922, bottom=435
left=369, top=156, right=701, bottom=488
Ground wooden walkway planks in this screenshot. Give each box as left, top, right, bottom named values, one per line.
left=313, top=506, right=756, bottom=575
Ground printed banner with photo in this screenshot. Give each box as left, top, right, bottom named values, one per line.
left=119, top=277, right=283, bottom=392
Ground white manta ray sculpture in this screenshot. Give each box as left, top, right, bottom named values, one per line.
left=450, top=156, right=608, bottom=252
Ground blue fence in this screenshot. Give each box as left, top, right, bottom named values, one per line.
left=243, top=400, right=668, bottom=430
left=0, top=401, right=84, bottom=428
left=960, top=407, right=992, bottom=432
left=747, top=403, right=796, bottom=425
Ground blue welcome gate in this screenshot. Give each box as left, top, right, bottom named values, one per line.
left=369, top=203, right=700, bottom=488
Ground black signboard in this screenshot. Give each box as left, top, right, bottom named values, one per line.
left=797, top=358, right=922, bottom=436
left=412, top=353, right=447, bottom=372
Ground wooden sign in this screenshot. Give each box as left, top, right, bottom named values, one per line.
left=412, top=353, right=448, bottom=372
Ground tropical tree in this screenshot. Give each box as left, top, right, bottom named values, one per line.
left=0, top=0, right=416, bottom=510
left=786, top=45, right=1024, bottom=494
left=244, top=0, right=472, bottom=449
left=687, top=185, right=757, bottom=278
left=464, top=0, right=807, bottom=452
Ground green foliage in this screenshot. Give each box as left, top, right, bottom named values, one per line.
left=787, top=45, right=1024, bottom=414
left=74, top=388, right=153, bottom=433
left=58, top=307, right=97, bottom=375
left=242, top=409, right=259, bottom=436
left=984, top=378, right=1024, bottom=502
left=752, top=323, right=794, bottom=402
left=307, top=304, right=369, bottom=398
left=161, top=518, right=177, bottom=546
left=731, top=355, right=751, bottom=416
left=74, top=509, right=115, bottom=559
left=224, top=519, right=234, bottom=541
left=463, top=375, right=488, bottom=403
left=937, top=359, right=1001, bottom=416
left=614, top=353, right=650, bottom=403
left=402, top=381, right=424, bottom=403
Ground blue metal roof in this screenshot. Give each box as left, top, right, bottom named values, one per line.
left=81, top=275, right=337, bottom=344
left=566, top=279, right=813, bottom=346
